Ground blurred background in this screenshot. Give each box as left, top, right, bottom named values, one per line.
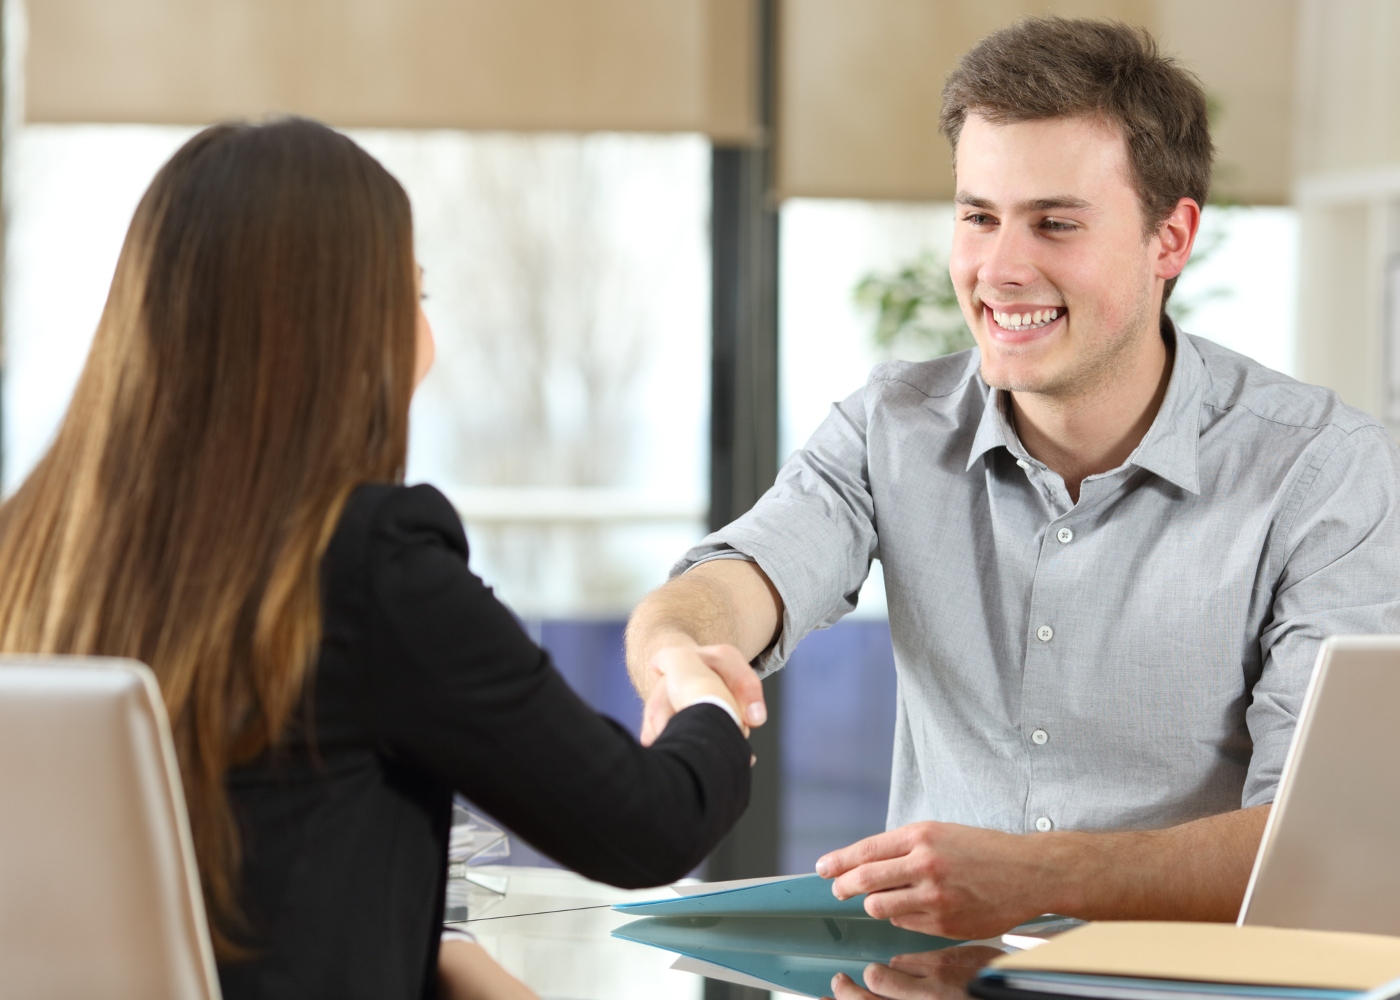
left=0, top=0, right=1388, bottom=881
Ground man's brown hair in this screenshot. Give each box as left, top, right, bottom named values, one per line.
left=940, top=16, right=1213, bottom=305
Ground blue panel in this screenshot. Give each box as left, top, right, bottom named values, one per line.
left=474, top=618, right=898, bottom=874
left=538, top=619, right=641, bottom=735
left=778, top=621, right=897, bottom=874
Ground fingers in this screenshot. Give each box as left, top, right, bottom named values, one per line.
left=650, top=647, right=751, bottom=737
left=694, top=644, right=768, bottom=726
left=862, top=957, right=974, bottom=997
left=833, top=857, right=922, bottom=904
left=884, top=905, right=958, bottom=938
left=830, top=971, right=881, bottom=1000
left=645, top=642, right=768, bottom=728
left=889, top=946, right=1005, bottom=977
left=640, top=680, right=675, bottom=747
left=863, top=962, right=940, bottom=999
left=817, top=826, right=919, bottom=879
left=663, top=669, right=750, bottom=737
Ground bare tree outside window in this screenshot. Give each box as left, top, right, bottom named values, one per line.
left=360, top=131, right=711, bottom=616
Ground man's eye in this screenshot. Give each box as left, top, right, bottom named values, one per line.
left=964, top=213, right=995, bottom=226
left=1041, top=219, right=1075, bottom=231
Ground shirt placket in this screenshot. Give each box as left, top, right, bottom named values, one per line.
left=1017, top=464, right=1118, bottom=835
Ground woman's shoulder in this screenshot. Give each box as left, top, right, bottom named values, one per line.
left=336, top=482, right=467, bottom=555
left=323, top=483, right=468, bottom=599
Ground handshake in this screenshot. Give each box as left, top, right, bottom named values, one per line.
left=636, top=641, right=769, bottom=747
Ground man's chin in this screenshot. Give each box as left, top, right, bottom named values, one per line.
left=979, top=362, right=1057, bottom=395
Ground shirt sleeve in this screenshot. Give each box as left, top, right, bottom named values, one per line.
left=1246, top=423, right=1400, bottom=807
left=352, top=485, right=752, bottom=888
left=674, top=382, right=879, bottom=675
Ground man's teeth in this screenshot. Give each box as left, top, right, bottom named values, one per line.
left=992, top=308, right=1060, bottom=330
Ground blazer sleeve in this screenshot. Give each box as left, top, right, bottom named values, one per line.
left=348, top=484, right=751, bottom=887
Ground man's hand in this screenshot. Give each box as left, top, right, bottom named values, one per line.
left=626, top=559, right=783, bottom=743
left=817, top=822, right=1057, bottom=939
left=639, top=643, right=767, bottom=746
left=815, top=805, right=1270, bottom=938
left=826, top=945, right=1004, bottom=1000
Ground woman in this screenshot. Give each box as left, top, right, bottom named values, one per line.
left=0, top=118, right=753, bottom=999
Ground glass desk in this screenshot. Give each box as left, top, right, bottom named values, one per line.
left=451, top=866, right=1010, bottom=999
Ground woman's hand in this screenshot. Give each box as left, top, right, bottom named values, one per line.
left=437, top=939, right=538, bottom=1000
left=641, top=645, right=752, bottom=743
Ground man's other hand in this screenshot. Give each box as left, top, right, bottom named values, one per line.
left=815, top=822, right=1053, bottom=940
left=815, top=806, right=1270, bottom=937
left=826, top=945, right=1004, bottom=1000
left=639, top=643, right=767, bottom=746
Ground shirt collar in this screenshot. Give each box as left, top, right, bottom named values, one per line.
left=963, top=320, right=1205, bottom=495
left=965, top=376, right=1016, bottom=472
left=1124, top=321, right=1204, bottom=494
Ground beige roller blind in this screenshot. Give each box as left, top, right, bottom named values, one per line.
left=24, top=0, right=761, bottom=141
left=776, top=0, right=1295, bottom=204
left=1154, top=0, right=1296, bottom=205
left=25, top=0, right=1296, bottom=200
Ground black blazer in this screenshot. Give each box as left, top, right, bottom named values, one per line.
left=218, top=483, right=751, bottom=1000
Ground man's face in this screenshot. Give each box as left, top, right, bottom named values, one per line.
left=949, top=113, right=1163, bottom=397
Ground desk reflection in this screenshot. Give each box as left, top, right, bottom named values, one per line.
left=457, top=866, right=1009, bottom=999
left=613, top=914, right=1006, bottom=997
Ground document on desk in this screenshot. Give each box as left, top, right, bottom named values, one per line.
left=972, top=922, right=1400, bottom=1000
left=612, top=873, right=872, bottom=918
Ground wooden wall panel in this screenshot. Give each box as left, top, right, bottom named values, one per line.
left=24, top=0, right=1299, bottom=201
left=24, top=0, right=761, bottom=141
left=1154, top=0, right=1296, bottom=205
left=776, top=0, right=1294, bottom=204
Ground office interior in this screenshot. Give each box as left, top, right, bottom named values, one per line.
left=1, top=1, right=1397, bottom=998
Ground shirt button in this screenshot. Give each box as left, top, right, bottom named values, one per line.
left=1036, top=625, right=1054, bottom=642
left=1031, top=728, right=1049, bottom=745
left=1035, top=816, right=1054, bottom=833
left=1016, top=459, right=1031, bottom=470
left=1056, top=527, right=1074, bottom=544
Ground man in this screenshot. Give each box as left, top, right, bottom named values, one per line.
left=628, top=17, right=1400, bottom=943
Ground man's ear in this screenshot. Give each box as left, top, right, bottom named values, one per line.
left=1154, top=197, right=1202, bottom=281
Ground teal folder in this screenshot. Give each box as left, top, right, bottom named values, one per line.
left=612, top=873, right=871, bottom=918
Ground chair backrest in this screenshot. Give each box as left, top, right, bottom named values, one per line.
left=0, top=656, right=221, bottom=1000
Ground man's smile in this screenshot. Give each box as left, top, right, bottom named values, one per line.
left=982, top=303, right=1067, bottom=344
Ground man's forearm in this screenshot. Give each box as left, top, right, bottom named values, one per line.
left=625, top=573, right=740, bottom=694
left=624, top=559, right=782, bottom=695
left=1046, top=804, right=1270, bottom=922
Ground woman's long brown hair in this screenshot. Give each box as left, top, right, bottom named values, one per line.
left=0, top=118, right=417, bottom=957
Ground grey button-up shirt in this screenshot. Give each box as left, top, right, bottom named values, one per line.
left=677, top=330, right=1400, bottom=835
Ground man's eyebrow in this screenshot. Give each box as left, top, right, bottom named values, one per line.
left=954, top=193, right=1095, bottom=212
left=1025, top=196, right=1093, bottom=211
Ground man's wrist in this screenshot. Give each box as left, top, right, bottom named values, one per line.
left=1035, top=827, right=1152, bottom=919
left=1030, top=830, right=1101, bottom=918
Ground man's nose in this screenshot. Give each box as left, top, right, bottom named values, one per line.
left=978, top=225, right=1040, bottom=289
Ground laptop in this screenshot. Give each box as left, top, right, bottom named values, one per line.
left=1239, top=635, right=1400, bottom=935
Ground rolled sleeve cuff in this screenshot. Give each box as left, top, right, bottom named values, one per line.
left=1242, top=729, right=1296, bottom=808
left=673, top=507, right=869, bottom=677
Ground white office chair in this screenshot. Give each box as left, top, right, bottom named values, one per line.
left=0, top=656, right=221, bottom=1000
